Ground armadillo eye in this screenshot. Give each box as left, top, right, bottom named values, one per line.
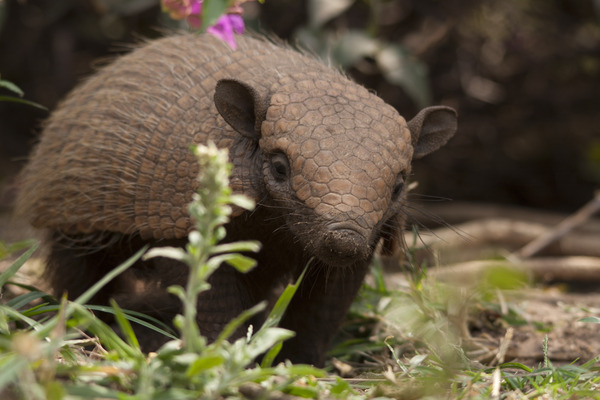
left=270, top=153, right=290, bottom=182
left=391, top=175, right=405, bottom=200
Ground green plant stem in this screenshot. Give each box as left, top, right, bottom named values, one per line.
left=182, top=241, right=210, bottom=352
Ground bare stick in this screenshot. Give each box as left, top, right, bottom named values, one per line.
left=428, top=256, right=600, bottom=284
left=382, top=256, right=600, bottom=289
left=414, top=202, right=600, bottom=234
left=513, top=191, right=600, bottom=259
left=402, top=217, right=600, bottom=260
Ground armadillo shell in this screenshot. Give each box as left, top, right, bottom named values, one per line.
left=17, top=33, right=334, bottom=240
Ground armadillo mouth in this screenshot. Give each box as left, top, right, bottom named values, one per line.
left=314, top=223, right=371, bottom=267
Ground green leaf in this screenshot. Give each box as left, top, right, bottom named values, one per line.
left=214, top=301, right=267, bottom=345
left=369, top=260, right=388, bottom=293
left=0, top=356, right=29, bottom=394
left=260, top=341, right=283, bottom=368
left=45, top=381, right=66, bottom=400
left=255, top=264, right=309, bottom=367
left=408, top=354, right=428, bottom=369
left=482, top=265, right=529, bottom=291
left=260, top=262, right=309, bottom=331
left=167, top=285, right=189, bottom=303
left=328, top=377, right=355, bottom=396
left=579, top=316, right=600, bottom=323
left=247, top=327, right=295, bottom=360
left=0, top=95, right=47, bottom=110
left=230, top=194, right=256, bottom=211
left=186, top=355, right=225, bottom=376
left=0, top=239, right=37, bottom=260
left=286, top=384, right=320, bottom=398
left=202, top=0, right=228, bottom=29
left=210, top=240, right=261, bottom=255
left=499, top=362, right=534, bottom=372
left=308, top=0, right=354, bottom=28
left=0, top=307, right=7, bottom=334
left=375, top=44, right=431, bottom=108
left=65, top=384, right=125, bottom=398
left=0, top=78, right=24, bottom=95
left=144, top=246, right=188, bottom=262
left=277, top=364, right=326, bottom=377
left=224, top=254, right=258, bottom=272
left=331, top=30, right=379, bottom=68
left=207, top=253, right=257, bottom=273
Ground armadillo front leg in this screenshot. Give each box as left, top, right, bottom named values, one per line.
left=275, top=262, right=369, bottom=367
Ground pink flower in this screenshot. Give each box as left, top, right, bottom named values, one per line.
left=161, top=0, right=250, bottom=49
left=207, top=14, right=245, bottom=50
left=161, top=0, right=202, bottom=26
left=186, top=12, right=203, bottom=29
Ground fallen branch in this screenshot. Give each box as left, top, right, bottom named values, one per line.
left=427, top=256, right=600, bottom=284
left=411, top=201, right=600, bottom=234
left=404, top=217, right=600, bottom=259
left=513, top=191, right=600, bottom=259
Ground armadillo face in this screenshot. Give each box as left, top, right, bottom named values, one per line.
left=259, top=73, right=413, bottom=266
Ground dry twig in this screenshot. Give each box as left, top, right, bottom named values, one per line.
left=513, top=191, right=600, bottom=259
left=426, top=256, right=600, bottom=284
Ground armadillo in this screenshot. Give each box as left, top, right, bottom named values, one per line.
left=17, top=32, right=457, bottom=366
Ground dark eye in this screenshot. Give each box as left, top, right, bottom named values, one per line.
left=391, top=175, right=405, bottom=200
left=270, top=153, right=290, bottom=182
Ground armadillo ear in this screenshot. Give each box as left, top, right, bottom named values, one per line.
left=407, top=106, right=457, bottom=159
left=214, top=79, right=269, bottom=140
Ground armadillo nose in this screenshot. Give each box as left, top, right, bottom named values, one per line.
left=320, top=223, right=370, bottom=266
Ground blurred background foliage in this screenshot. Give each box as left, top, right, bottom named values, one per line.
left=1, top=0, right=599, bottom=212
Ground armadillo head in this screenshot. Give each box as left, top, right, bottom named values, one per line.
left=214, top=74, right=457, bottom=267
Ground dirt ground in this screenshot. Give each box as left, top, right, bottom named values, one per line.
left=507, top=290, right=600, bottom=364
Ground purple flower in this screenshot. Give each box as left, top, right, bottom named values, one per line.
left=162, top=0, right=249, bottom=49
left=186, top=12, right=203, bottom=29
left=207, top=14, right=245, bottom=50
left=161, top=0, right=203, bottom=26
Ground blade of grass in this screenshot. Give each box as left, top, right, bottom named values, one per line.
left=6, top=291, right=49, bottom=310
left=260, top=262, right=309, bottom=332
left=110, top=299, right=141, bottom=350
left=0, top=305, right=42, bottom=330
left=0, top=95, right=47, bottom=110
left=0, top=356, right=29, bottom=394
left=0, top=239, right=37, bottom=260
left=69, top=303, right=139, bottom=358
left=258, top=264, right=309, bottom=367
left=0, top=242, right=39, bottom=288
left=0, top=79, right=24, bottom=95
left=86, top=305, right=178, bottom=339
left=213, top=301, right=267, bottom=345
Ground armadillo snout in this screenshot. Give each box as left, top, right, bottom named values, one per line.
left=318, top=223, right=370, bottom=266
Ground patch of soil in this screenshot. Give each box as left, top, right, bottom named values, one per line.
left=501, top=289, right=600, bottom=364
